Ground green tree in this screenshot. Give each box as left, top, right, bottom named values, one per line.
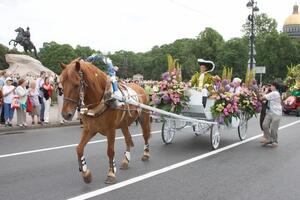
left=242, top=13, right=277, bottom=37
left=0, top=43, right=9, bottom=70
left=39, top=42, right=77, bottom=74
left=256, top=31, right=300, bottom=82
left=74, top=45, right=96, bottom=59
left=216, top=38, right=248, bottom=78
left=193, top=27, right=225, bottom=62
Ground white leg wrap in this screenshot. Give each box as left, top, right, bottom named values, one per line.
left=113, top=159, right=117, bottom=173
left=81, top=156, right=87, bottom=172
left=124, top=151, right=131, bottom=162
left=144, top=144, right=149, bottom=151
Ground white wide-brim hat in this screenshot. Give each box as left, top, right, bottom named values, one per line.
left=197, top=59, right=215, bottom=72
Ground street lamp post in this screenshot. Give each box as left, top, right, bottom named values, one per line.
left=247, top=0, right=259, bottom=70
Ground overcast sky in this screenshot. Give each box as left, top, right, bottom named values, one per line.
left=0, top=0, right=298, bottom=53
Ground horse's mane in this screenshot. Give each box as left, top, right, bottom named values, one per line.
left=66, top=58, right=107, bottom=88
left=64, top=58, right=108, bottom=105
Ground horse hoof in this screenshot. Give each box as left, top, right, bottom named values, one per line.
left=141, top=154, right=150, bottom=161
left=105, top=175, right=116, bottom=184
left=82, top=169, right=92, bottom=184
left=120, top=161, right=129, bottom=170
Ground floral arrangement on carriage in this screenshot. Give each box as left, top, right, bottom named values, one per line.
left=210, top=66, right=239, bottom=126
left=237, top=89, right=262, bottom=120
left=150, top=54, right=190, bottom=114
left=211, top=66, right=263, bottom=125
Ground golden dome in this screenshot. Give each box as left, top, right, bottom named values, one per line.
left=284, top=4, right=300, bottom=25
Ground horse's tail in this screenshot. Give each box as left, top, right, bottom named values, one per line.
left=33, top=46, right=39, bottom=59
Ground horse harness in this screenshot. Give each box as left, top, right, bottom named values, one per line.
left=63, top=69, right=142, bottom=119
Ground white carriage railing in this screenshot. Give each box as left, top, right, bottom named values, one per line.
left=113, top=94, right=217, bottom=125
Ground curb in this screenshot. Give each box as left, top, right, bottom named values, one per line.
left=0, top=121, right=81, bottom=135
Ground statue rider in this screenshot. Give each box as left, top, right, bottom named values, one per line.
left=24, top=27, right=31, bottom=40
left=86, top=53, right=123, bottom=106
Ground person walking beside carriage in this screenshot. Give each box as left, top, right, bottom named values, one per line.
left=261, top=82, right=282, bottom=148
left=190, top=59, right=214, bottom=108
left=15, top=78, right=28, bottom=127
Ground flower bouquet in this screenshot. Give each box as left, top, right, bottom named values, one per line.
left=237, top=89, right=262, bottom=120
left=150, top=69, right=190, bottom=114
left=211, top=92, right=240, bottom=126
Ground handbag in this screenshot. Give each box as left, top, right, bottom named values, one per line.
left=26, top=96, right=33, bottom=113
left=11, top=96, right=20, bottom=109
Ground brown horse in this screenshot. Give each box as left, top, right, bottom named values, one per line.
left=60, top=59, right=151, bottom=184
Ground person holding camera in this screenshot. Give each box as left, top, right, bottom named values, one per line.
left=261, top=82, right=282, bottom=147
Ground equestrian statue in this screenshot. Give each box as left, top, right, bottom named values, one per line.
left=9, top=27, right=38, bottom=59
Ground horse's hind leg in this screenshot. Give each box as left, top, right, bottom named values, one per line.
left=120, top=126, right=134, bottom=170
left=140, top=110, right=151, bottom=161
left=76, top=129, right=96, bottom=184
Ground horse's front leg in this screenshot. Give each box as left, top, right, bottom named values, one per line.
left=105, top=130, right=117, bottom=184
left=120, top=127, right=134, bottom=170
left=140, top=110, right=151, bottom=161
left=77, top=128, right=96, bottom=184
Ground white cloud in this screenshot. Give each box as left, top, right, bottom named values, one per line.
left=0, top=0, right=298, bottom=53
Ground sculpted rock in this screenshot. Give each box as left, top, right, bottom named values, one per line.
left=5, top=54, right=54, bottom=78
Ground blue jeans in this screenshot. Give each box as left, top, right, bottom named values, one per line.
left=3, top=103, right=14, bottom=122
left=39, top=97, right=45, bottom=122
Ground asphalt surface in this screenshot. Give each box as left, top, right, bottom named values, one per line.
left=0, top=115, right=299, bottom=200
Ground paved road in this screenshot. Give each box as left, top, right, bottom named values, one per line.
left=0, top=116, right=299, bottom=200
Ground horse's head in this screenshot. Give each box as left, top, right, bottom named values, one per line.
left=60, top=59, right=83, bottom=120
left=15, top=27, right=24, bottom=33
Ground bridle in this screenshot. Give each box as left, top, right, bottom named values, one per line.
left=63, top=70, right=87, bottom=112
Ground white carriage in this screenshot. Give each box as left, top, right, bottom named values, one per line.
left=120, top=59, right=248, bottom=150
left=160, top=88, right=248, bottom=150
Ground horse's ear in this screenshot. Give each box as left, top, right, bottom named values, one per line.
left=75, top=61, right=81, bottom=72
left=60, top=63, right=66, bottom=70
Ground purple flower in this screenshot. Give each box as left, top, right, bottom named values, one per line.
left=222, top=79, right=229, bottom=86
left=218, top=116, right=224, bottom=124
left=224, top=85, right=231, bottom=92
left=162, top=94, right=170, bottom=102
left=162, top=72, right=170, bottom=81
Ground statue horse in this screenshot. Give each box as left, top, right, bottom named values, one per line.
left=9, top=27, right=38, bottom=59
left=60, top=59, right=151, bottom=184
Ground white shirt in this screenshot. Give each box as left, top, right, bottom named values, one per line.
left=15, top=86, right=28, bottom=104
left=265, top=91, right=282, bottom=116
left=2, top=85, right=15, bottom=104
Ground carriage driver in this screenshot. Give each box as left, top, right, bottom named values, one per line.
left=190, top=59, right=214, bottom=108
left=86, top=53, right=123, bottom=106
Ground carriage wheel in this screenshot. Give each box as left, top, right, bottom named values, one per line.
left=161, top=120, right=176, bottom=144
left=192, top=125, right=200, bottom=136
left=238, top=114, right=248, bottom=141
left=210, top=123, right=220, bottom=150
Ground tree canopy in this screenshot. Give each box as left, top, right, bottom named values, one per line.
left=1, top=13, right=300, bottom=84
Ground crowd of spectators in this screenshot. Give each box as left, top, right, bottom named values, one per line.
left=0, top=70, right=66, bottom=128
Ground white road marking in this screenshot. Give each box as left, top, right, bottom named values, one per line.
left=67, top=119, right=300, bottom=200
left=0, top=130, right=161, bottom=159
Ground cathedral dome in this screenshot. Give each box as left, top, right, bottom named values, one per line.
left=283, top=4, right=300, bottom=38
left=284, top=4, right=300, bottom=25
